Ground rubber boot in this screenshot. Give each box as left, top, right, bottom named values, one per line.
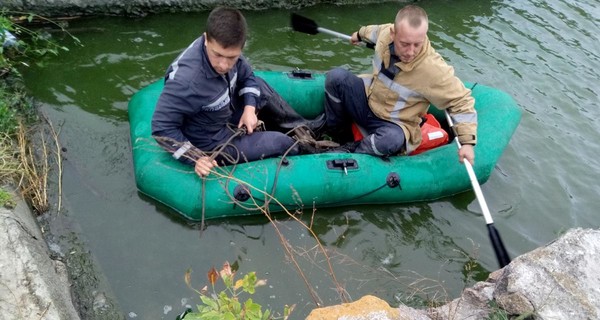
left=321, top=125, right=355, bottom=145
left=259, top=98, right=326, bottom=135
left=257, top=84, right=326, bottom=136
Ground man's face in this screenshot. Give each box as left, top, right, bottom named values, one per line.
left=391, top=19, right=428, bottom=63
left=205, top=36, right=242, bottom=75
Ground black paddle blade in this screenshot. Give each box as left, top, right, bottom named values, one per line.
left=487, top=224, right=511, bottom=268
left=291, top=13, right=319, bottom=35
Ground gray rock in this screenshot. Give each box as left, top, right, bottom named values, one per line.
left=0, top=191, right=81, bottom=320
left=428, top=228, right=600, bottom=320
left=430, top=281, right=496, bottom=320
left=493, top=228, right=600, bottom=319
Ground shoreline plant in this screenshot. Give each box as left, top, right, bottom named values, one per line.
left=1, top=10, right=79, bottom=213
left=182, top=262, right=293, bottom=320
left=1, top=10, right=81, bottom=77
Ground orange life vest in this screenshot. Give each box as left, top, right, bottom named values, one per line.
left=350, top=113, right=449, bottom=155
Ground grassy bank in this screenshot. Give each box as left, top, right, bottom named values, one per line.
left=0, top=78, right=34, bottom=208
left=1, top=10, right=78, bottom=211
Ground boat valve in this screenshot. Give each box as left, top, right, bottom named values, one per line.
left=386, top=172, right=401, bottom=189
left=233, top=184, right=251, bottom=202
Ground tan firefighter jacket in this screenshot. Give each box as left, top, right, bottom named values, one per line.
left=357, top=23, right=477, bottom=153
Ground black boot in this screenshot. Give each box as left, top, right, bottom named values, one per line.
left=259, top=93, right=326, bottom=136
left=255, top=76, right=327, bottom=137
left=302, top=113, right=327, bottom=137
left=324, top=141, right=360, bottom=153
left=321, top=125, right=355, bottom=145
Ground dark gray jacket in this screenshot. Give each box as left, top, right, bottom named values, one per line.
left=151, top=35, right=260, bottom=150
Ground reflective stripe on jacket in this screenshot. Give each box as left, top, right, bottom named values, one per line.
left=358, top=24, right=477, bottom=153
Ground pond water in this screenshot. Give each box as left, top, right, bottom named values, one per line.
left=21, top=1, right=600, bottom=319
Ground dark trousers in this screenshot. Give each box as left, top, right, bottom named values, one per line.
left=324, top=67, right=406, bottom=156
left=210, top=129, right=299, bottom=165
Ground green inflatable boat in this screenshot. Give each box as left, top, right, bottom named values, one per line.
left=128, top=70, right=521, bottom=221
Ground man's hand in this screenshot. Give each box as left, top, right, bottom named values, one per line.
left=350, top=32, right=361, bottom=46
left=238, top=105, right=258, bottom=134
left=458, top=144, right=475, bottom=165
left=195, top=156, right=218, bottom=177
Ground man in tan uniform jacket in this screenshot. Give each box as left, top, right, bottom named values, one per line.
left=324, top=4, right=477, bottom=164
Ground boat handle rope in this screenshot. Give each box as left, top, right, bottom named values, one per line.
left=248, top=182, right=387, bottom=207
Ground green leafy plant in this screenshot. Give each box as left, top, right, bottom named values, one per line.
left=0, top=81, right=36, bottom=135
left=1, top=10, right=81, bottom=77
left=0, top=93, right=18, bottom=133
left=0, top=11, right=75, bottom=215
left=0, top=188, right=16, bottom=208
left=486, top=300, right=510, bottom=320
left=183, top=262, right=294, bottom=320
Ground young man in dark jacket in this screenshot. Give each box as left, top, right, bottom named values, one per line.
left=152, top=7, right=323, bottom=177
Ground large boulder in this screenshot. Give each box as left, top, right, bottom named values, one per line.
left=0, top=193, right=80, bottom=320
left=308, top=228, right=600, bottom=320
left=306, top=295, right=409, bottom=320
left=493, top=228, right=600, bottom=319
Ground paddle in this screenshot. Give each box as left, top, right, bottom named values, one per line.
left=290, top=13, right=375, bottom=49
left=444, top=110, right=511, bottom=268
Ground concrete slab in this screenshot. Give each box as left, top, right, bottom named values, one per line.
left=0, top=191, right=80, bottom=320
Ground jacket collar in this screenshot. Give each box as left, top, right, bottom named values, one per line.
left=199, top=35, right=224, bottom=80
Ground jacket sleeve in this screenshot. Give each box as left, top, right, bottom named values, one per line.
left=357, top=23, right=392, bottom=46
left=236, top=56, right=261, bottom=109
left=423, top=57, right=478, bottom=145
left=151, top=79, right=198, bottom=165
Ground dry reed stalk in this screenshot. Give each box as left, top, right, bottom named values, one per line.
left=12, top=114, right=64, bottom=215
left=0, top=133, right=23, bottom=182
left=17, top=123, right=49, bottom=213
left=42, top=114, right=62, bottom=212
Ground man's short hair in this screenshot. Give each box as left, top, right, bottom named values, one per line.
left=205, top=7, right=247, bottom=49
left=395, top=5, right=428, bottom=29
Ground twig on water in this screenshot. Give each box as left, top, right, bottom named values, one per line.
left=42, top=113, right=63, bottom=212
left=152, top=132, right=350, bottom=305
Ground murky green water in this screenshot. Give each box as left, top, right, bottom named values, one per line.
left=21, top=1, right=600, bottom=318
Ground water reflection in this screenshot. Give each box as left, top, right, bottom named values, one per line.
left=144, top=199, right=489, bottom=309
left=280, top=204, right=489, bottom=305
